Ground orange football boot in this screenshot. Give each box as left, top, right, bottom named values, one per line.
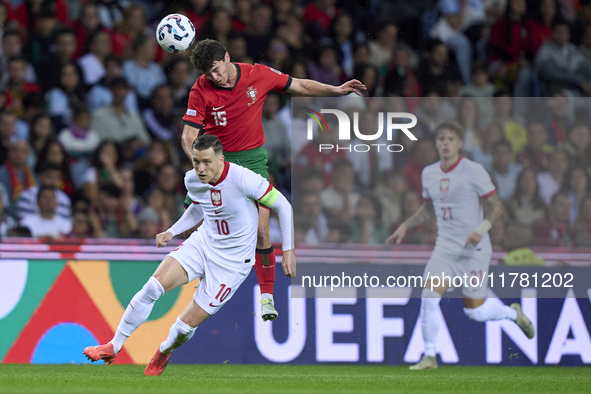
left=83, top=343, right=117, bottom=364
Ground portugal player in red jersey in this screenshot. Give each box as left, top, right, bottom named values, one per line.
left=181, top=39, right=365, bottom=321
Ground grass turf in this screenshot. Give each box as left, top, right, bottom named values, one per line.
left=0, top=364, right=590, bottom=394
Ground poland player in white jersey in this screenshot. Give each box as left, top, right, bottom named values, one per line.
left=386, top=120, right=534, bottom=370
left=84, top=135, right=295, bottom=375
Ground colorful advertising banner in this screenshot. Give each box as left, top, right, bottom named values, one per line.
left=1, top=259, right=590, bottom=366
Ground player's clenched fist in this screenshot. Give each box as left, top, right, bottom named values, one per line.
left=385, top=222, right=407, bottom=245
left=156, top=231, right=173, bottom=247
left=282, top=249, right=296, bottom=278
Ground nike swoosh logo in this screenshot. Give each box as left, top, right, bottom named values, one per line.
left=212, top=105, right=225, bottom=110
left=214, top=210, right=223, bottom=214
left=209, top=302, right=222, bottom=308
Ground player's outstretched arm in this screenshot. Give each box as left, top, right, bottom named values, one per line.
left=465, top=193, right=503, bottom=247
left=287, top=78, right=367, bottom=97
left=258, top=187, right=296, bottom=278
left=385, top=200, right=435, bottom=245
left=156, top=203, right=204, bottom=247
left=181, top=124, right=203, bottom=160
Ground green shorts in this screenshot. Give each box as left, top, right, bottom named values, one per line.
left=184, top=147, right=268, bottom=207
left=223, top=147, right=269, bottom=179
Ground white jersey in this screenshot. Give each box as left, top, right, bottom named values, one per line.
left=421, top=157, right=496, bottom=255
left=184, top=162, right=271, bottom=266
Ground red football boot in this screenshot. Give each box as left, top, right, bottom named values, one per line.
left=144, top=349, right=171, bottom=376
left=83, top=343, right=117, bottom=364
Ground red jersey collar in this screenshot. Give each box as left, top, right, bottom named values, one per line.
left=440, top=156, right=463, bottom=173
left=209, top=161, right=230, bottom=186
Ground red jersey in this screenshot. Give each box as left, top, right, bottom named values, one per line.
left=182, top=63, right=292, bottom=152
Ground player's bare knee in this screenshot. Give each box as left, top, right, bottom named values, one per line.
left=180, top=301, right=210, bottom=327
left=153, top=257, right=189, bottom=292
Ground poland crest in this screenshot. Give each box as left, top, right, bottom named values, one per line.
left=211, top=190, right=222, bottom=207
left=440, top=178, right=450, bottom=192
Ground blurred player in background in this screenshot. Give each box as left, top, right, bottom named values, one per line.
left=181, top=39, right=365, bottom=321
left=84, top=135, right=295, bottom=374
left=386, top=120, right=535, bottom=370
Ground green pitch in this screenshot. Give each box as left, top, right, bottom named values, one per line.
left=0, top=364, right=590, bottom=394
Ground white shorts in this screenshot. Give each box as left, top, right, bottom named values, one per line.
left=168, top=231, right=253, bottom=315
left=423, top=247, right=491, bottom=299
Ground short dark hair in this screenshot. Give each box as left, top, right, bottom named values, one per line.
left=493, top=139, right=512, bottom=152
left=109, top=76, right=129, bottom=90
left=552, top=18, right=570, bottom=30
left=105, top=55, right=123, bottom=68
left=100, top=183, right=122, bottom=198
left=301, top=167, right=324, bottom=181
left=38, top=6, right=56, bottom=19
left=55, top=28, right=75, bottom=39
left=551, top=190, right=569, bottom=205
left=72, top=104, right=89, bottom=118
left=435, top=119, right=464, bottom=140
left=332, top=159, right=353, bottom=173
left=192, top=134, right=223, bottom=155
left=3, top=30, right=21, bottom=41
left=7, top=55, right=27, bottom=66
left=527, top=119, right=546, bottom=129
left=37, top=185, right=56, bottom=202
left=37, top=162, right=62, bottom=174
left=190, top=39, right=227, bottom=72
left=425, top=38, right=445, bottom=53
left=471, top=61, right=488, bottom=76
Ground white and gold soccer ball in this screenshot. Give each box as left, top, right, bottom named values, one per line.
left=156, top=14, right=196, bottom=54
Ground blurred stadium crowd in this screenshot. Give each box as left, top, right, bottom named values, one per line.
left=1, top=0, right=591, bottom=249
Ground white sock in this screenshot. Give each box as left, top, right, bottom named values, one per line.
left=262, top=293, right=273, bottom=302
left=464, top=300, right=517, bottom=322
left=159, top=317, right=197, bottom=354
left=109, top=276, right=164, bottom=353
left=420, top=288, right=442, bottom=358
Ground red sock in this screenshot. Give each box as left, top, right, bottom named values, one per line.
left=255, top=247, right=276, bottom=295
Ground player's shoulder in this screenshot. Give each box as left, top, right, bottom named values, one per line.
left=238, top=62, right=256, bottom=72
left=184, top=169, right=200, bottom=187
left=422, top=161, right=442, bottom=177
left=228, top=162, right=266, bottom=185
left=460, top=157, right=487, bottom=174
left=190, top=75, right=212, bottom=94
left=227, top=161, right=255, bottom=178
left=251, top=62, right=285, bottom=76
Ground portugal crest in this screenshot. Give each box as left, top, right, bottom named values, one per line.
left=211, top=190, right=222, bottom=207
left=246, top=86, right=258, bottom=106
left=440, top=178, right=450, bottom=192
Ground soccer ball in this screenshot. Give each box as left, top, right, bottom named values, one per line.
left=156, top=14, right=196, bottom=54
